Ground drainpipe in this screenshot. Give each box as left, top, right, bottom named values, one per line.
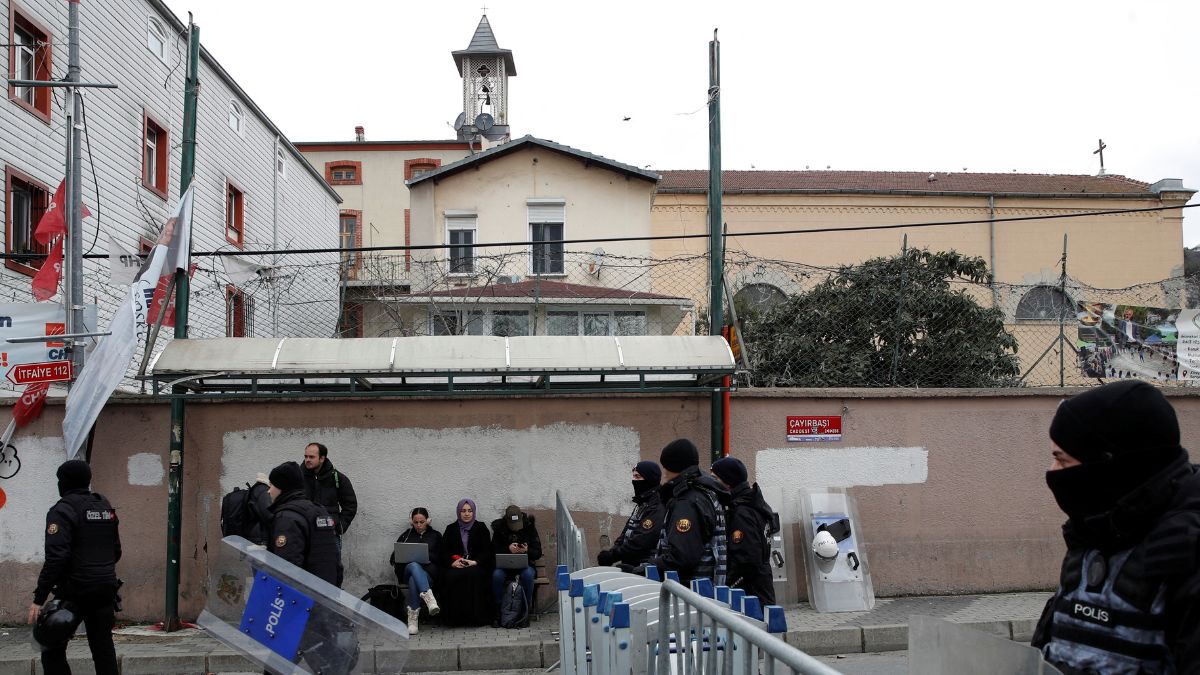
left=988, top=194, right=997, bottom=308
left=272, top=135, right=280, bottom=336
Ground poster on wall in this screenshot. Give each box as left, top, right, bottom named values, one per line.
left=0, top=302, right=97, bottom=390
left=1074, top=302, right=1196, bottom=381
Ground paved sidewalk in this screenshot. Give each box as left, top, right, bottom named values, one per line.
left=0, top=591, right=1051, bottom=674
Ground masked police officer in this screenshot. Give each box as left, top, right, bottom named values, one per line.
left=597, top=460, right=666, bottom=568
left=643, top=439, right=728, bottom=586
left=28, top=459, right=121, bottom=675
left=1032, top=381, right=1200, bottom=672
left=711, top=457, right=777, bottom=605
left=267, top=462, right=339, bottom=585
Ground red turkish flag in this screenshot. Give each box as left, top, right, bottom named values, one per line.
left=31, top=238, right=64, bottom=301
left=35, top=180, right=91, bottom=246
left=13, top=382, right=50, bottom=428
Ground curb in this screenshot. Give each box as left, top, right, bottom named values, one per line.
left=781, top=618, right=1035, bottom=657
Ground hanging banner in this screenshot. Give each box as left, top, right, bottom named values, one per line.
left=0, top=302, right=97, bottom=389
left=1074, top=302, right=1194, bottom=381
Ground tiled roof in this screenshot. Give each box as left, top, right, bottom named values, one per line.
left=425, top=279, right=686, bottom=301
left=655, top=170, right=1155, bottom=196
left=407, top=136, right=659, bottom=186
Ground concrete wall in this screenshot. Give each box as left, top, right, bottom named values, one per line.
left=1, top=389, right=1197, bottom=622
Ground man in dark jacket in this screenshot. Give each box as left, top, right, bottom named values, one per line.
left=644, top=439, right=728, bottom=586
left=711, top=457, right=776, bottom=605
left=28, top=459, right=121, bottom=675
left=598, top=460, right=666, bottom=568
left=1032, top=381, right=1200, bottom=673
left=491, top=504, right=542, bottom=623
left=302, top=442, right=357, bottom=586
left=268, top=462, right=339, bottom=587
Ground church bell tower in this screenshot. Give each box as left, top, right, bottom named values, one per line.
left=451, top=15, right=516, bottom=142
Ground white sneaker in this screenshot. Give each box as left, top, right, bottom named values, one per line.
left=407, top=607, right=419, bottom=635
left=420, top=589, right=440, bottom=616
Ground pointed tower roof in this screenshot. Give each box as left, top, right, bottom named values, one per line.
left=452, top=15, right=517, bottom=75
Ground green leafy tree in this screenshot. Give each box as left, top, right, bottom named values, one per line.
left=740, top=249, right=1020, bottom=387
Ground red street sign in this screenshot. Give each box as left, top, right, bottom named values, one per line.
left=7, top=361, right=72, bottom=385
left=787, top=415, right=842, bottom=442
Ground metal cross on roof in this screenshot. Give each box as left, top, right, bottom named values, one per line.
left=1094, top=138, right=1107, bottom=175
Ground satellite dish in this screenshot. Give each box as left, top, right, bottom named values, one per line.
left=475, top=113, right=495, bottom=132
left=587, top=247, right=605, bottom=277
left=453, top=112, right=467, bottom=131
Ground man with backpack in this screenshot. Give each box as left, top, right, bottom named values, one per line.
left=491, top=505, right=541, bottom=628
left=303, top=442, right=357, bottom=587
left=711, top=457, right=778, bottom=605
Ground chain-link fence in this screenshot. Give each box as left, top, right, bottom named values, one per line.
left=1, top=239, right=1195, bottom=392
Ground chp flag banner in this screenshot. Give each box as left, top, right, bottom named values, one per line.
left=30, top=179, right=93, bottom=302
left=63, top=186, right=193, bottom=459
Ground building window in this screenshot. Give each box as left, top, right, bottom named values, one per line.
left=1015, top=286, right=1074, bottom=321
left=404, top=158, right=442, bottom=181
left=547, top=310, right=647, bottom=336
left=339, top=210, right=359, bottom=269
left=146, top=16, right=167, bottom=61
left=4, top=167, right=51, bottom=276
left=325, top=161, right=362, bottom=186
left=142, top=112, right=169, bottom=197
left=529, top=201, right=565, bottom=275
left=446, top=215, right=476, bottom=274
left=430, top=309, right=529, bottom=336
left=225, top=183, right=244, bottom=248
left=228, top=100, right=244, bottom=134
left=338, top=302, right=363, bottom=338
left=9, top=8, right=53, bottom=122
left=276, top=148, right=286, bottom=179
left=225, top=286, right=252, bottom=337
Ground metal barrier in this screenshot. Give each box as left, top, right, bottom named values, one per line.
left=557, top=565, right=838, bottom=675
left=556, top=489, right=590, bottom=572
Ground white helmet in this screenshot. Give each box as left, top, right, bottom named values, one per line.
left=812, top=530, right=839, bottom=560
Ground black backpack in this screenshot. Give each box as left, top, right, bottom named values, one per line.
left=219, top=483, right=254, bottom=538
left=498, top=578, right=529, bottom=629
left=362, top=584, right=405, bottom=619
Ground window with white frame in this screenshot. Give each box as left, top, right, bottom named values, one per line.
left=276, top=148, right=286, bottom=178
left=228, top=100, right=244, bottom=133
left=430, top=309, right=530, bottom=336
left=546, top=309, right=647, bottom=336
left=146, top=17, right=167, bottom=61
left=446, top=214, right=476, bottom=274
left=528, top=201, right=564, bottom=275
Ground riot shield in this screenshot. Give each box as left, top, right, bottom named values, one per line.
left=198, top=535, right=409, bottom=675
left=908, top=615, right=1064, bottom=674
left=798, top=488, right=875, bottom=612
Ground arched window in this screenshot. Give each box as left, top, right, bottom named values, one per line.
left=1015, top=286, right=1074, bottom=321
left=734, top=283, right=788, bottom=314
left=146, top=17, right=167, bottom=61
left=228, top=100, right=244, bottom=134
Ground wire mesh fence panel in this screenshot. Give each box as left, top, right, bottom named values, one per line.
left=2, top=239, right=1195, bottom=394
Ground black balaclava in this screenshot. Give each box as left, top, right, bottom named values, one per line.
left=1045, top=381, right=1184, bottom=541
left=632, top=460, right=661, bottom=495
left=56, top=460, right=91, bottom=497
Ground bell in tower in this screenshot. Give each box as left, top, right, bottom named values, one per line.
left=452, top=14, right=516, bottom=142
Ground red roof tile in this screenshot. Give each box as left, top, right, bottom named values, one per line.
left=425, top=279, right=686, bottom=301
left=656, top=170, right=1153, bottom=196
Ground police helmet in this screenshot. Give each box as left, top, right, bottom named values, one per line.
left=32, top=599, right=82, bottom=651
left=812, top=530, right=839, bottom=560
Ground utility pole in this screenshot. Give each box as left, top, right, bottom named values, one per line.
left=65, top=0, right=84, bottom=380
left=164, top=19, right=199, bottom=633
left=708, top=30, right=725, bottom=464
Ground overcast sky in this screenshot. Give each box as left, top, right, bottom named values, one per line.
left=160, top=0, right=1200, bottom=247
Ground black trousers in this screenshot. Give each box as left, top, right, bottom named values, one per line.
left=40, top=599, right=117, bottom=675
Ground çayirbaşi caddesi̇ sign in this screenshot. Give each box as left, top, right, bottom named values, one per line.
left=787, top=415, right=842, bottom=442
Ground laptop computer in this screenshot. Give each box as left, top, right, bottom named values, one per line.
left=495, top=553, right=529, bottom=570
left=393, top=542, right=430, bottom=565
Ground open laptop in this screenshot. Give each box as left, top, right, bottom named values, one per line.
left=393, top=542, right=430, bottom=565
left=495, top=553, right=529, bottom=570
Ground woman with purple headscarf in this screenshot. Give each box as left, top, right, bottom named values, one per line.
left=436, top=498, right=495, bottom=626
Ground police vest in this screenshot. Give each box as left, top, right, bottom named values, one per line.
left=1042, top=548, right=1173, bottom=674
left=275, top=500, right=339, bottom=586
left=58, top=492, right=119, bottom=594
left=682, top=485, right=727, bottom=588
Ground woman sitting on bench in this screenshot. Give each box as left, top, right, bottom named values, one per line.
left=390, top=507, right=442, bottom=635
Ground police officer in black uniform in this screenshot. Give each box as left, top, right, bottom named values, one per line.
left=27, top=459, right=121, bottom=675
left=711, top=457, right=777, bottom=605
left=643, top=439, right=728, bottom=586
left=597, top=460, right=666, bottom=568
left=267, top=462, right=339, bottom=585
left=1032, top=381, right=1200, bottom=672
